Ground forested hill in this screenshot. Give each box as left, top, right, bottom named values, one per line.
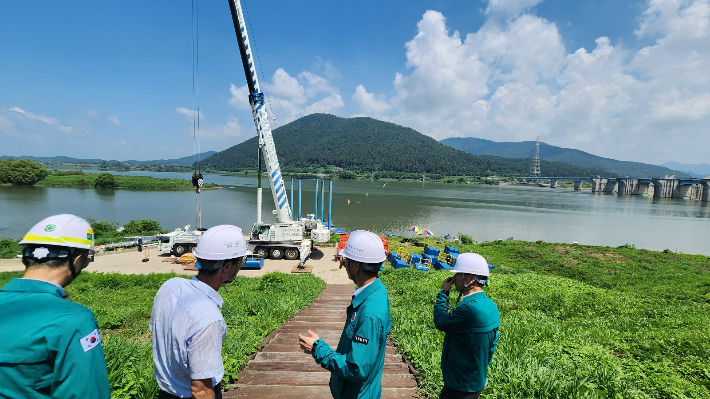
left=200, top=114, right=611, bottom=177
left=441, top=137, right=689, bottom=178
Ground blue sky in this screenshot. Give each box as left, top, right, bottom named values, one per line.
left=1, top=0, right=709, bottom=165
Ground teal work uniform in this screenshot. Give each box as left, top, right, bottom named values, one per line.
left=433, top=290, right=500, bottom=393
left=0, top=278, right=111, bottom=399
left=312, top=278, right=392, bottom=399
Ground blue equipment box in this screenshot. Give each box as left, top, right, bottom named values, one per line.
left=242, top=256, right=264, bottom=270
left=433, top=259, right=452, bottom=270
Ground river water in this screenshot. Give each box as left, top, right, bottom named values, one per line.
left=1, top=171, right=709, bottom=255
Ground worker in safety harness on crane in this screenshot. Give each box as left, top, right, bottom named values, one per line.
left=299, top=230, right=392, bottom=399
left=150, top=225, right=250, bottom=399
left=0, top=214, right=111, bottom=399
left=434, top=253, right=500, bottom=399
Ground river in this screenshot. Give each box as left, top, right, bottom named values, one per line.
left=1, top=170, right=709, bottom=255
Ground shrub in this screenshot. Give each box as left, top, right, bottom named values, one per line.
left=122, top=220, right=164, bottom=236
left=94, top=172, right=116, bottom=188
left=459, top=233, right=473, bottom=245
left=0, top=159, right=48, bottom=185
left=0, top=238, right=21, bottom=259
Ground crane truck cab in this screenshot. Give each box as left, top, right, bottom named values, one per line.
left=158, top=225, right=204, bottom=256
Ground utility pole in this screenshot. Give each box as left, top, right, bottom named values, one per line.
left=531, top=136, right=541, bottom=176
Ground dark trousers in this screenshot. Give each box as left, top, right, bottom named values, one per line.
left=159, top=385, right=222, bottom=399
left=439, top=385, right=482, bottom=399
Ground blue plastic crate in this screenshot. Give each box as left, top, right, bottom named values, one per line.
left=433, top=259, right=452, bottom=270
left=415, top=264, right=429, bottom=271
left=410, top=254, right=422, bottom=265
left=444, top=246, right=459, bottom=255
left=423, top=245, right=440, bottom=256
left=392, top=258, right=409, bottom=269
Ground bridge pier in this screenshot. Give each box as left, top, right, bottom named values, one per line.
left=674, top=183, right=702, bottom=200
left=653, top=179, right=678, bottom=198
left=604, top=178, right=618, bottom=193
left=635, top=180, right=654, bottom=196
left=702, top=181, right=710, bottom=202
left=574, top=180, right=583, bottom=190
left=550, top=180, right=557, bottom=188
left=617, top=178, right=638, bottom=195
left=592, top=178, right=607, bottom=192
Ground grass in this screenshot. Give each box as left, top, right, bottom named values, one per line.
left=37, top=171, right=220, bottom=190
left=0, top=271, right=326, bottom=399
left=381, top=239, right=710, bottom=398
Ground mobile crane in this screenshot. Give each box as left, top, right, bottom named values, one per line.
left=227, top=0, right=330, bottom=264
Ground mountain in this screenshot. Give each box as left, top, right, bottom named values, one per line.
left=661, top=162, right=710, bottom=178
left=200, top=114, right=611, bottom=177
left=1, top=155, right=110, bottom=164
left=124, top=152, right=216, bottom=166
left=440, top=137, right=691, bottom=178
left=1, top=152, right=216, bottom=167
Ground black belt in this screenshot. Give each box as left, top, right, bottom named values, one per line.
left=159, top=385, right=222, bottom=399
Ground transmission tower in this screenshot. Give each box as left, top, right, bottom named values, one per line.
left=531, top=136, right=541, bottom=176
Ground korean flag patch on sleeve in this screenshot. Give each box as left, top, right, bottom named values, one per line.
left=80, top=329, right=101, bottom=352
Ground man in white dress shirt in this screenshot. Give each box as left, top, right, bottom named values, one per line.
left=150, top=225, right=251, bottom=399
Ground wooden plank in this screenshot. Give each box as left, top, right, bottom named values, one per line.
left=237, top=371, right=417, bottom=388
left=252, top=352, right=404, bottom=363
left=247, top=361, right=411, bottom=373
left=262, top=343, right=398, bottom=354
left=224, top=386, right=416, bottom=399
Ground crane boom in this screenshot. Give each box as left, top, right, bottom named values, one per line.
left=227, top=0, right=293, bottom=223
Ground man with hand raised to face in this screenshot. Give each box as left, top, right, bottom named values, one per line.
left=299, top=230, right=392, bottom=399
left=150, top=225, right=250, bottom=399
left=434, top=253, right=501, bottom=399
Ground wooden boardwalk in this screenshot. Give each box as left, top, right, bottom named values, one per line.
left=225, top=284, right=418, bottom=398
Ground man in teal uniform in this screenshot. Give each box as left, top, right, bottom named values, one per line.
left=300, top=230, right=392, bottom=399
left=434, top=252, right=500, bottom=399
left=0, top=214, right=111, bottom=399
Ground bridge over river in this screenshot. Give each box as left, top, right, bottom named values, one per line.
left=520, top=177, right=710, bottom=201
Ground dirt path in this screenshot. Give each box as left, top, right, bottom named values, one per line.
left=0, top=245, right=352, bottom=284
left=224, top=284, right=417, bottom=398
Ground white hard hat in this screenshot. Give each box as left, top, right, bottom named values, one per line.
left=193, top=225, right=251, bottom=261
left=339, top=230, right=386, bottom=265
left=20, top=214, right=95, bottom=251
left=451, top=253, right=490, bottom=276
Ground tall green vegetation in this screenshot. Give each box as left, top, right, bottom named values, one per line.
left=381, top=240, right=710, bottom=398
left=0, top=158, right=48, bottom=185
left=38, top=171, right=219, bottom=190
left=199, top=114, right=610, bottom=178
left=0, top=239, right=21, bottom=258
left=0, top=271, right=326, bottom=399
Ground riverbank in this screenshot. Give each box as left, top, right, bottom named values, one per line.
left=37, top=171, right=220, bottom=190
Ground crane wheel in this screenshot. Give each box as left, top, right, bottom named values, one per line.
left=256, top=247, right=269, bottom=258
left=284, top=248, right=299, bottom=260
left=270, top=248, right=284, bottom=260
left=174, top=245, right=187, bottom=255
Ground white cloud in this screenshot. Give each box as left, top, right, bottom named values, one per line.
left=8, top=106, right=58, bottom=125
left=304, top=93, right=344, bottom=115
left=228, top=84, right=251, bottom=109
left=107, top=115, right=122, bottom=126
left=352, top=85, right=392, bottom=115
left=368, top=0, right=710, bottom=163
left=176, top=107, right=204, bottom=119
left=86, top=109, right=98, bottom=117
left=230, top=66, right=343, bottom=125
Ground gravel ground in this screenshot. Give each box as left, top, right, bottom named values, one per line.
left=0, top=244, right=354, bottom=285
